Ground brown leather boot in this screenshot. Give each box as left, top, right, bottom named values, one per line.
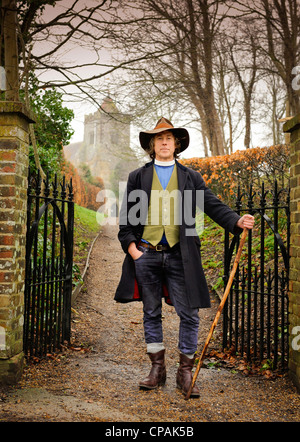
left=176, top=353, right=200, bottom=398
left=139, top=349, right=166, bottom=390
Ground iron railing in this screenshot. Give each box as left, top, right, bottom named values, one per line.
left=24, top=169, right=74, bottom=358
left=223, top=181, right=290, bottom=370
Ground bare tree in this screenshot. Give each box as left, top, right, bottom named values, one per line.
left=103, top=0, right=230, bottom=156
left=230, top=0, right=300, bottom=116
left=14, top=0, right=172, bottom=113
left=228, top=32, right=259, bottom=149
left=256, top=70, right=286, bottom=145
left=8, top=0, right=298, bottom=160
left=215, top=46, right=245, bottom=154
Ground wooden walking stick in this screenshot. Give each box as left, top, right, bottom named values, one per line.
left=185, top=228, right=248, bottom=400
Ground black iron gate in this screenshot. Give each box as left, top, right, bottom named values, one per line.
left=24, top=169, right=74, bottom=358
left=223, top=181, right=290, bottom=370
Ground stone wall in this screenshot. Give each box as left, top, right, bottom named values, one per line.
left=283, top=113, right=300, bottom=392
left=0, top=102, right=33, bottom=384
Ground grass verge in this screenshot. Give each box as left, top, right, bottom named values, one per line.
left=72, top=204, right=103, bottom=286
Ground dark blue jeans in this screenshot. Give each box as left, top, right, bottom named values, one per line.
left=134, top=244, right=199, bottom=355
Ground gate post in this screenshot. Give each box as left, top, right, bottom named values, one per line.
left=0, top=102, right=34, bottom=384
left=284, top=113, right=300, bottom=393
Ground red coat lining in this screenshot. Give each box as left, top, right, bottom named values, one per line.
left=133, top=278, right=172, bottom=305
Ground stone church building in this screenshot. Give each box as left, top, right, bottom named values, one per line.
left=63, top=97, right=138, bottom=194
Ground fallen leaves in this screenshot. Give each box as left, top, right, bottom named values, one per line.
left=26, top=341, right=93, bottom=366
left=202, top=347, right=284, bottom=379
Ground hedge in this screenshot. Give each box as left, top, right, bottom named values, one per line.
left=180, top=145, right=290, bottom=205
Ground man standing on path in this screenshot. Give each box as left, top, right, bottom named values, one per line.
left=115, top=117, right=254, bottom=397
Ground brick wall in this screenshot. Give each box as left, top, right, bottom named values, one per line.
left=284, top=114, right=300, bottom=393
left=0, top=102, right=33, bottom=384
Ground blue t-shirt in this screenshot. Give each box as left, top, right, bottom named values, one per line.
left=154, top=163, right=174, bottom=190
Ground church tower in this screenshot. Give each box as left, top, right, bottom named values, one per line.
left=83, top=97, right=132, bottom=189
left=64, top=97, right=137, bottom=193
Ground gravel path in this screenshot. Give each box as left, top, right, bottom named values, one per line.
left=0, top=224, right=299, bottom=423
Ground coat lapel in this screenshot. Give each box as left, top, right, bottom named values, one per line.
left=139, top=161, right=153, bottom=225
left=176, top=160, right=188, bottom=193
left=176, top=161, right=189, bottom=243
left=140, top=161, right=154, bottom=201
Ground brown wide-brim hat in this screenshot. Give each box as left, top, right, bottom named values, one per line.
left=139, top=117, right=190, bottom=153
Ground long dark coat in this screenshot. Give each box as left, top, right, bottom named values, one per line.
left=114, top=160, right=242, bottom=309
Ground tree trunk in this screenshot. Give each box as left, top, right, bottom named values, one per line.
left=262, top=0, right=300, bottom=116
left=244, top=95, right=251, bottom=149
left=3, top=0, right=19, bottom=101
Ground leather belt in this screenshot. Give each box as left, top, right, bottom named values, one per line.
left=139, top=242, right=179, bottom=252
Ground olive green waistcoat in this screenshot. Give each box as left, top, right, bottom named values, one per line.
left=142, top=166, right=180, bottom=247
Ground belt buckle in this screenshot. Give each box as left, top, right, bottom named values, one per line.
left=155, top=244, right=163, bottom=251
